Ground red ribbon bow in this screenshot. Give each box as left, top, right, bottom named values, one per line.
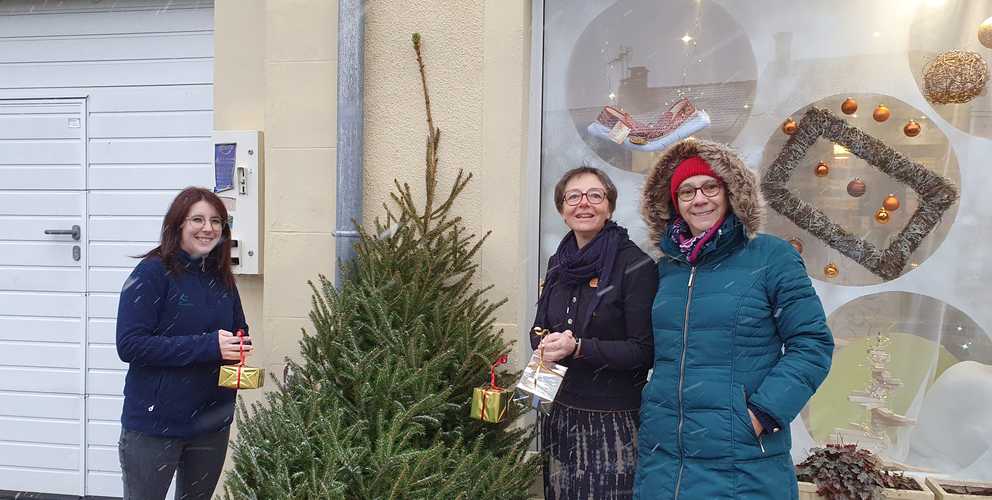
left=490, top=354, right=508, bottom=389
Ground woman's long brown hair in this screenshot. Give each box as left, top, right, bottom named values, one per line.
left=140, top=186, right=236, bottom=290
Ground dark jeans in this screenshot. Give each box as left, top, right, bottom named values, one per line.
left=118, top=427, right=231, bottom=500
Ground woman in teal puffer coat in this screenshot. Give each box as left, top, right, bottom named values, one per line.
left=634, top=139, right=834, bottom=499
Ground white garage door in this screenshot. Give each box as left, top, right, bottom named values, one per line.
left=0, top=2, right=214, bottom=497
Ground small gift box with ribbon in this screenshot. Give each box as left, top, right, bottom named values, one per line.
left=470, top=354, right=512, bottom=424
left=513, top=327, right=568, bottom=414
left=218, top=330, right=265, bottom=390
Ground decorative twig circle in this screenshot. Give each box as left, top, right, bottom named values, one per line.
left=923, top=50, right=989, bottom=104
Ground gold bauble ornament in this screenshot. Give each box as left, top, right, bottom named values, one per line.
left=847, top=178, right=866, bottom=197
left=979, top=17, right=992, bottom=50
left=782, top=118, right=798, bottom=135
left=883, top=193, right=900, bottom=211
left=922, top=50, right=990, bottom=104
left=814, top=161, right=830, bottom=177
left=873, top=104, right=890, bottom=122
left=875, top=207, right=891, bottom=224
left=841, top=97, right=858, bottom=115
left=904, top=120, right=921, bottom=137
left=824, top=263, right=839, bottom=279
left=788, top=237, right=804, bottom=254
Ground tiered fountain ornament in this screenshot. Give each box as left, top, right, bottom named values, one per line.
left=831, top=333, right=916, bottom=454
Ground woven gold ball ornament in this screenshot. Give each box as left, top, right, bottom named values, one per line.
left=979, top=17, right=992, bottom=49
left=824, top=263, right=839, bottom=279
left=782, top=117, right=798, bottom=135
left=841, top=97, right=858, bottom=115
left=883, top=193, right=900, bottom=211
left=875, top=207, right=891, bottom=224
left=873, top=104, right=890, bottom=122
left=904, top=120, right=921, bottom=137
left=922, top=50, right=990, bottom=104
left=815, top=161, right=830, bottom=177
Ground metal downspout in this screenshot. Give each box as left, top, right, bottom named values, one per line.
left=334, top=0, right=365, bottom=287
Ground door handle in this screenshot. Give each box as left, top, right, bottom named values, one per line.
left=44, top=225, right=81, bottom=241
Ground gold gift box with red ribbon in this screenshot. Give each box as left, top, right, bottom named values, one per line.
left=470, top=386, right=510, bottom=423
left=218, top=364, right=265, bottom=389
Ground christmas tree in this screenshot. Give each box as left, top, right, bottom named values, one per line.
left=222, top=33, right=538, bottom=499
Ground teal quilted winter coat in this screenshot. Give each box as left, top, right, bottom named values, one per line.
left=634, top=140, right=834, bottom=500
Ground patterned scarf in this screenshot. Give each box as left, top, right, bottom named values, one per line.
left=669, top=214, right=726, bottom=264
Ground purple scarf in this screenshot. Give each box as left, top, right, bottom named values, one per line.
left=541, top=220, right=628, bottom=332
left=670, top=215, right=725, bottom=264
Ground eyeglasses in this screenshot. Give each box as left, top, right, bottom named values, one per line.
left=676, top=181, right=722, bottom=202
left=185, top=215, right=225, bottom=230
left=562, top=188, right=607, bottom=206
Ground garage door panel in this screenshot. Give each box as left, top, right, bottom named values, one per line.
left=87, top=319, right=116, bottom=345
left=88, top=294, right=120, bottom=319
left=0, top=292, right=83, bottom=317
left=86, top=471, right=123, bottom=498
left=0, top=166, right=84, bottom=190
left=0, top=216, right=82, bottom=240
left=86, top=396, right=123, bottom=422
left=87, top=446, right=120, bottom=473
left=0, top=392, right=80, bottom=420
left=0, top=7, right=212, bottom=37
left=89, top=138, right=211, bottom=164
left=0, top=141, right=82, bottom=165
left=89, top=242, right=152, bottom=267
left=0, top=242, right=79, bottom=266
left=86, top=421, right=120, bottom=447
left=88, top=344, right=126, bottom=371
left=89, top=164, right=211, bottom=189
left=0, top=32, right=213, bottom=64
left=0, top=341, right=80, bottom=369
left=0, top=416, right=80, bottom=446
left=89, top=190, right=176, bottom=216
left=89, top=216, right=162, bottom=242
left=0, top=466, right=79, bottom=497
left=0, top=192, right=82, bottom=216
left=0, top=442, right=79, bottom=470
left=0, top=317, right=79, bottom=343
left=0, top=115, right=81, bottom=139
left=89, top=268, right=130, bottom=293
left=87, top=369, right=125, bottom=396
left=90, top=110, right=212, bottom=139
left=1, top=59, right=212, bottom=89
left=0, top=367, right=81, bottom=393
left=0, top=267, right=83, bottom=293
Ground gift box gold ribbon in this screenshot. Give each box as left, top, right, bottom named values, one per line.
left=218, top=329, right=265, bottom=390
left=470, top=354, right=510, bottom=423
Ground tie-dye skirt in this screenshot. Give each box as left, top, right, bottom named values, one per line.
left=540, top=402, right=639, bottom=500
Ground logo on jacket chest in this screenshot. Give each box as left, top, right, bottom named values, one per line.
left=177, top=293, right=194, bottom=307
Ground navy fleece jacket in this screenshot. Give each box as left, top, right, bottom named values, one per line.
left=116, top=251, right=248, bottom=438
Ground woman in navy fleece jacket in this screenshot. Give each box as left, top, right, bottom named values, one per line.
left=115, top=187, right=251, bottom=500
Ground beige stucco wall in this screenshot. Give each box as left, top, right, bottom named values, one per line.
left=364, top=0, right=534, bottom=365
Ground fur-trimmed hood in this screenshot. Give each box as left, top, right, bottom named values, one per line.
left=640, top=139, right=764, bottom=247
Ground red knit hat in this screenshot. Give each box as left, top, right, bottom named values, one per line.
left=669, top=156, right=722, bottom=211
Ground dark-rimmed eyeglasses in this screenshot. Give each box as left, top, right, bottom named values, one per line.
left=676, top=181, right=722, bottom=202
left=563, top=188, right=607, bottom=206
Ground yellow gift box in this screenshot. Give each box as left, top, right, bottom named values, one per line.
left=470, top=386, right=510, bottom=423
left=219, top=364, right=265, bottom=389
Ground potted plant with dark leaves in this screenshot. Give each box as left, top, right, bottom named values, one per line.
left=796, top=444, right=933, bottom=499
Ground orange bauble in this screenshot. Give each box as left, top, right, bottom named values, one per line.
left=904, top=120, right=921, bottom=137
left=824, top=263, right=840, bottom=278
left=875, top=207, right=891, bottom=224
left=873, top=104, right=891, bottom=122
left=815, top=161, right=830, bottom=177
left=883, top=194, right=900, bottom=211
left=788, top=237, right=804, bottom=254
left=841, top=97, right=858, bottom=115
left=782, top=118, right=798, bottom=135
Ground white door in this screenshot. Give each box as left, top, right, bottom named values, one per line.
left=0, top=98, right=88, bottom=496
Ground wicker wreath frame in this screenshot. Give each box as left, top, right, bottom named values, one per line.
left=761, top=107, right=959, bottom=281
